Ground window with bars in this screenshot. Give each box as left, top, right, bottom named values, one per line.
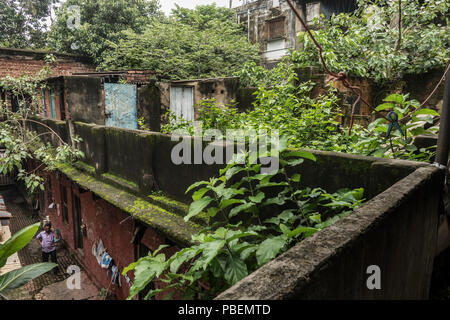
left=266, top=17, right=285, bottom=40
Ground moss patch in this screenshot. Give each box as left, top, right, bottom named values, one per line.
left=147, top=193, right=210, bottom=225
left=74, top=161, right=96, bottom=175
left=102, top=172, right=139, bottom=192
left=56, top=163, right=202, bottom=246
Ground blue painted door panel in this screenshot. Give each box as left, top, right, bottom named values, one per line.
left=49, top=89, right=56, bottom=119
left=104, top=83, right=138, bottom=130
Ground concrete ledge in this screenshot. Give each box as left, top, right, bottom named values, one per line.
left=56, top=163, right=203, bottom=247
left=216, top=166, right=443, bottom=300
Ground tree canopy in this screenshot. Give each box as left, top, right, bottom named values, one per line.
left=99, top=4, right=260, bottom=79
left=291, top=0, right=449, bottom=83
left=0, top=0, right=57, bottom=49
left=47, top=0, right=162, bottom=64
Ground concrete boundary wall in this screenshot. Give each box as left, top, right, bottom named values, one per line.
left=216, top=166, right=443, bottom=300
left=30, top=117, right=428, bottom=202
left=27, top=118, right=444, bottom=299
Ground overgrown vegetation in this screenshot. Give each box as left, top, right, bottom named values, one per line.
left=0, top=223, right=56, bottom=297
left=163, top=71, right=439, bottom=162
left=99, top=4, right=259, bottom=79
left=0, top=0, right=60, bottom=49
left=0, top=59, right=83, bottom=193
left=126, top=0, right=446, bottom=300
left=291, top=0, right=449, bottom=83
left=47, top=0, right=161, bottom=64
left=124, top=144, right=365, bottom=300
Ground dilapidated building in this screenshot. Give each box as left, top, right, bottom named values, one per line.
left=235, top=0, right=357, bottom=67
left=38, top=70, right=161, bottom=132
left=0, top=48, right=95, bottom=113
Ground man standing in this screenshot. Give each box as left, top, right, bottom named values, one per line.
left=36, top=222, right=59, bottom=275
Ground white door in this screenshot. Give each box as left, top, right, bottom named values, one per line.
left=170, top=86, right=194, bottom=122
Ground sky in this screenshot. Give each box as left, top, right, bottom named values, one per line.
left=160, top=0, right=239, bottom=15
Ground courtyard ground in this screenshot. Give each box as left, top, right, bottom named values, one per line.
left=0, top=186, right=100, bottom=300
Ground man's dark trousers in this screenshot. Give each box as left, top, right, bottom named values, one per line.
left=42, top=250, right=58, bottom=274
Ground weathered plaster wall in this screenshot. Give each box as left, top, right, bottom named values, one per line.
left=138, top=82, right=161, bottom=132
left=64, top=77, right=104, bottom=125
left=160, top=77, right=241, bottom=122
left=28, top=117, right=444, bottom=300
left=296, top=66, right=447, bottom=127
left=216, top=166, right=443, bottom=300
left=32, top=117, right=427, bottom=203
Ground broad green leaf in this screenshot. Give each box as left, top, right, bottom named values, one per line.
left=210, top=255, right=227, bottom=278
left=184, top=197, right=213, bottom=221
left=383, top=94, right=404, bottom=104
left=224, top=255, right=248, bottom=286
left=412, top=108, right=439, bottom=117
left=219, top=199, right=245, bottom=210
left=229, top=202, right=256, bottom=218
left=280, top=158, right=304, bottom=167
left=375, top=103, right=394, bottom=111
left=226, top=231, right=258, bottom=243
left=284, top=150, right=317, bottom=162
left=405, top=145, right=417, bottom=152
left=128, top=254, right=168, bottom=299
left=291, top=173, right=301, bottom=182
left=279, top=224, right=291, bottom=235
left=309, top=214, right=322, bottom=224
left=225, top=166, right=246, bottom=180
left=256, top=235, right=287, bottom=266
left=192, top=188, right=209, bottom=201
left=0, top=223, right=40, bottom=268
left=185, top=181, right=209, bottom=194
left=169, top=247, right=202, bottom=273
left=0, top=263, right=56, bottom=294
left=261, top=196, right=287, bottom=206
left=193, top=240, right=226, bottom=271
left=288, top=227, right=319, bottom=239
left=410, top=127, right=429, bottom=136
left=206, top=207, right=219, bottom=218
left=249, top=192, right=265, bottom=203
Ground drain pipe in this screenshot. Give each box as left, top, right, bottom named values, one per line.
left=435, top=72, right=450, bottom=167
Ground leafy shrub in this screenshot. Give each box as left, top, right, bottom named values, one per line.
left=290, top=0, right=449, bottom=84
left=0, top=223, right=56, bottom=296
left=123, top=143, right=365, bottom=300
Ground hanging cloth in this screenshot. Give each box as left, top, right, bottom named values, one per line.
left=101, top=252, right=112, bottom=269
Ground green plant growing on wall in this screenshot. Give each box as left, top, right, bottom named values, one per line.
left=290, top=0, right=449, bottom=84
left=137, top=117, right=149, bottom=131
left=0, top=59, right=84, bottom=193
left=161, top=111, right=195, bottom=136
left=163, top=73, right=439, bottom=163
left=123, top=140, right=365, bottom=300
left=0, top=223, right=56, bottom=298
left=340, top=93, right=439, bottom=161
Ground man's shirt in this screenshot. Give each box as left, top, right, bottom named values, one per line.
left=36, top=231, right=56, bottom=253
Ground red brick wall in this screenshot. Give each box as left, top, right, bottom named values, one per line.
left=37, top=168, right=181, bottom=300
left=0, top=48, right=95, bottom=79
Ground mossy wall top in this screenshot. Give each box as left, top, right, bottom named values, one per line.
left=34, top=118, right=427, bottom=202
